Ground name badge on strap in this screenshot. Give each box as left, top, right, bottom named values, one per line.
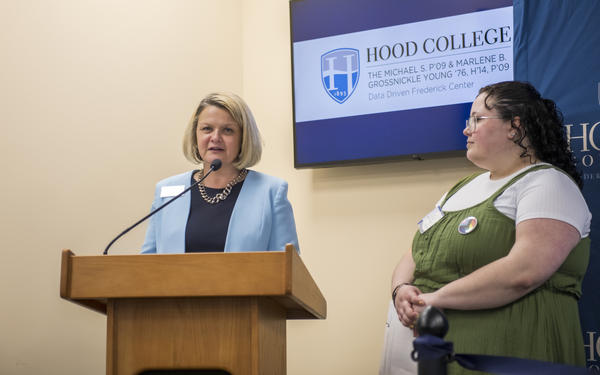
left=418, top=205, right=444, bottom=234
left=160, top=185, right=185, bottom=198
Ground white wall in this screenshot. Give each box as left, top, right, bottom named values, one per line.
left=0, top=1, right=478, bottom=374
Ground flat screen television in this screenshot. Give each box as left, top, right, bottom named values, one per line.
left=290, top=0, right=514, bottom=168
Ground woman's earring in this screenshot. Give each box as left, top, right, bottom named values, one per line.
left=509, top=131, right=516, bottom=138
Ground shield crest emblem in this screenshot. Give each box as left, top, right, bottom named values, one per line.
left=321, top=48, right=360, bottom=104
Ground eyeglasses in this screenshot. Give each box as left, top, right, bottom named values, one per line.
left=465, top=116, right=504, bottom=132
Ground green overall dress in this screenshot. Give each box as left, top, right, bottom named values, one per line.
left=412, top=165, right=590, bottom=375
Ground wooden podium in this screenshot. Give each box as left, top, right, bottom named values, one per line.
left=60, top=244, right=326, bottom=375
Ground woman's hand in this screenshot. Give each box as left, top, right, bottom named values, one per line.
left=412, top=292, right=435, bottom=315
left=393, top=284, right=424, bottom=328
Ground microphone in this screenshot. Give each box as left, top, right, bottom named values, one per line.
left=103, top=159, right=222, bottom=255
left=210, top=158, right=222, bottom=171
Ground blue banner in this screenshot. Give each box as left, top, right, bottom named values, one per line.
left=514, top=0, right=600, bottom=371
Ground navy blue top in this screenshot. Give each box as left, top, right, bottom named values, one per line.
left=185, top=172, right=245, bottom=252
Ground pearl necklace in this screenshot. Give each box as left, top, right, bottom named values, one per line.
left=194, top=169, right=248, bottom=204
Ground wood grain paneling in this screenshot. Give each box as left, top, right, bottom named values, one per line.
left=60, top=246, right=325, bottom=374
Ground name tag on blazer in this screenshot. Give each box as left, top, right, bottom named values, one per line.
left=160, top=185, right=185, bottom=198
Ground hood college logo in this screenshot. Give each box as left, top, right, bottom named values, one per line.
left=321, top=48, right=360, bottom=104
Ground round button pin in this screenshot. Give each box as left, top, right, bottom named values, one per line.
left=458, top=216, right=478, bottom=234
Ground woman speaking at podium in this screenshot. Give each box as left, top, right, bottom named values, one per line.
left=141, top=92, right=299, bottom=254
left=386, top=81, right=591, bottom=374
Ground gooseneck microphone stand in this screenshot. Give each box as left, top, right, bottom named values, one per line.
left=103, top=159, right=222, bottom=255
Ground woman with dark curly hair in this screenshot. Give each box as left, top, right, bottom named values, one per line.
left=385, top=81, right=591, bottom=374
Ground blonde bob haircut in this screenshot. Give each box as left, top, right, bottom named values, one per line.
left=182, top=92, right=263, bottom=169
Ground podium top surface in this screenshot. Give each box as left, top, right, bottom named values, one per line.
left=60, top=245, right=326, bottom=319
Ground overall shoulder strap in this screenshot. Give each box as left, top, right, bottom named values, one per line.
left=441, top=171, right=486, bottom=206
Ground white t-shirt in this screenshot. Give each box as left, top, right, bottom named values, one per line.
left=440, top=164, right=591, bottom=237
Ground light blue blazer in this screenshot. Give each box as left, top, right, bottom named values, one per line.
left=141, top=170, right=299, bottom=254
